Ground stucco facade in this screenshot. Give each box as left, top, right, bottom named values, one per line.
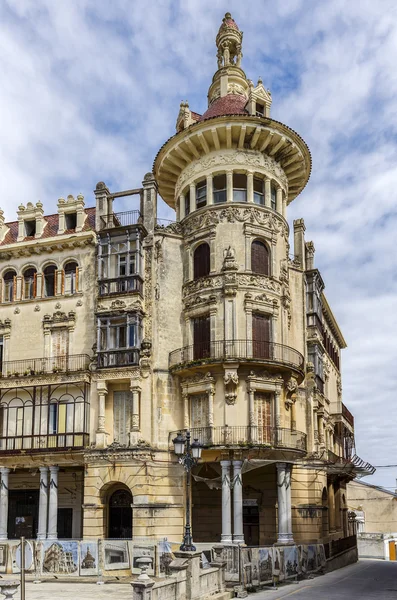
left=0, top=12, right=371, bottom=548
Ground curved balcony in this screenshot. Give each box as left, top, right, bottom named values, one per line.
left=169, top=426, right=307, bottom=453
left=169, top=339, right=304, bottom=377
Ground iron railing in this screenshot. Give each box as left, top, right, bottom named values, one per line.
left=0, top=433, right=89, bottom=453
left=100, top=210, right=142, bottom=230
left=324, top=534, right=357, bottom=559
left=342, top=403, right=354, bottom=428
left=169, top=340, right=304, bottom=372
left=1, top=354, right=90, bottom=378
left=169, top=426, right=307, bottom=452
left=97, top=348, right=140, bottom=368
left=98, top=275, right=143, bottom=296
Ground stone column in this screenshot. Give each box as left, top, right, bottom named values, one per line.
left=226, top=171, right=233, bottom=203
left=328, top=482, right=335, bottom=531
left=47, top=466, right=59, bottom=540
left=129, top=385, right=141, bottom=446
left=232, top=460, right=244, bottom=544
left=264, top=178, right=271, bottom=207
left=220, top=461, right=232, bottom=543
left=276, top=462, right=289, bottom=544
left=276, top=187, right=283, bottom=213
left=37, top=467, right=49, bottom=540
left=183, top=392, right=189, bottom=429
left=189, top=183, right=196, bottom=214
left=96, top=382, right=108, bottom=448
left=179, top=193, right=185, bottom=220
left=285, top=464, right=294, bottom=543
left=247, top=171, right=254, bottom=203
left=0, top=468, right=10, bottom=540
left=206, top=174, right=213, bottom=205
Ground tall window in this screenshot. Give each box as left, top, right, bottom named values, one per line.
left=23, top=267, right=36, bottom=300
left=64, top=261, right=78, bottom=295
left=196, top=180, right=207, bottom=209
left=255, top=392, right=272, bottom=443
left=251, top=240, right=270, bottom=276
left=252, top=313, right=271, bottom=359
left=193, top=315, right=210, bottom=360
left=3, top=270, right=16, bottom=302
left=213, top=175, right=227, bottom=204
left=254, top=178, right=264, bottom=205
left=233, top=173, right=247, bottom=202
left=193, top=243, right=210, bottom=280
left=43, top=265, right=57, bottom=297
left=271, top=185, right=277, bottom=210
left=190, top=394, right=208, bottom=429
left=113, top=391, right=133, bottom=445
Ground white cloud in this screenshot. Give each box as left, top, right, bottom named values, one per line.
left=0, top=0, right=396, bottom=486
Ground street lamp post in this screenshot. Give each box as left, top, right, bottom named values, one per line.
left=172, top=430, right=202, bottom=551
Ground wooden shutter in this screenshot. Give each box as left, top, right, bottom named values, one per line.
left=251, top=241, right=269, bottom=275
left=193, top=243, right=210, bottom=279
left=75, top=266, right=79, bottom=292
left=193, top=315, right=211, bottom=360
left=113, top=391, right=132, bottom=445
left=255, top=392, right=272, bottom=443
left=33, top=272, right=37, bottom=298
left=252, top=313, right=270, bottom=358
left=190, top=394, right=208, bottom=429
left=13, top=276, right=17, bottom=301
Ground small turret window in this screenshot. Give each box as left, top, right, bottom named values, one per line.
left=251, top=240, right=270, bottom=276
left=256, top=102, right=265, bottom=117
left=233, top=174, right=247, bottom=202
left=271, top=185, right=277, bottom=210
left=193, top=243, right=210, bottom=280
left=184, top=190, right=191, bottom=216
left=254, top=178, right=265, bottom=205
left=196, top=181, right=207, bottom=209
left=213, top=175, right=226, bottom=204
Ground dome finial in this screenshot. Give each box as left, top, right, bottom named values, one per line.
left=216, top=12, right=243, bottom=69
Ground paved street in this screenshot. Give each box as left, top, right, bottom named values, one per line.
left=1, top=559, right=396, bottom=598
left=250, top=559, right=397, bottom=600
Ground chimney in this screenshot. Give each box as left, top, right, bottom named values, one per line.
left=94, top=182, right=111, bottom=231
left=0, top=209, right=8, bottom=242
left=293, top=218, right=306, bottom=270
left=141, top=173, right=157, bottom=233
left=305, top=241, right=315, bottom=270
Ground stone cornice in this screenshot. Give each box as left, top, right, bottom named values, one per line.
left=0, top=373, right=91, bottom=388
left=0, top=231, right=96, bottom=259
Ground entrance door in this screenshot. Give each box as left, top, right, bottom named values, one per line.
left=243, top=504, right=259, bottom=546
left=108, top=489, right=133, bottom=539
left=8, top=490, right=39, bottom=539
left=389, top=541, right=397, bottom=561
left=58, top=508, right=73, bottom=539
left=193, top=315, right=211, bottom=360
left=252, top=314, right=270, bottom=358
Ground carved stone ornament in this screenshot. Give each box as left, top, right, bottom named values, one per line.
left=224, top=368, right=239, bottom=405
left=14, top=307, right=20, bottom=314
left=176, top=149, right=288, bottom=196
left=181, top=372, right=213, bottom=385
left=286, top=376, right=298, bottom=393
left=336, top=376, right=342, bottom=400
left=222, top=246, right=238, bottom=271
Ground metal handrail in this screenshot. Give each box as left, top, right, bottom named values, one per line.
left=98, top=275, right=143, bottom=296
left=169, top=339, right=304, bottom=371
left=100, top=210, right=142, bottom=230
left=169, top=426, right=307, bottom=452
left=2, top=354, right=90, bottom=377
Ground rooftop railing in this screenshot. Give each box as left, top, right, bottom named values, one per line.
left=169, top=426, right=307, bottom=452
left=169, top=340, right=304, bottom=373
left=100, top=210, right=142, bottom=230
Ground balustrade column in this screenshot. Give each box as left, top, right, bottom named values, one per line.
left=189, top=183, right=196, bottom=214
left=226, top=171, right=233, bottom=203
left=47, top=466, right=59, bottom=540
left=264, top=178, right=271, bottom=208
left=37, top=467, right=49, bottom=540
left=232, top=460, right=244, bottom=544
left=206, top=174, right=213, bottom=205
left=247, top=171, right=254, bottom=203
left=220, top=461, right=232, bottom=543
left=0, top=468, right=10, bottom=540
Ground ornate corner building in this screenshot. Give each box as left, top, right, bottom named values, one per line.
left=0, top=13, right=373, bottom=546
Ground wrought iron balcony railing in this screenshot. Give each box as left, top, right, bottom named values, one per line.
left=342, top=403, right=354, bottom=428
left=169, top=340, right=304, bottom=373
left=97, top=348, right=140, bottom=368
left=169, top=426, right=307, bottom=452
left=1, top=354, right=90, bottom=378
left=0, top=433, right=89, bottom=453
left=100, top=210, right=142, bottom=230
left=98, top=275, right=143, bottom=296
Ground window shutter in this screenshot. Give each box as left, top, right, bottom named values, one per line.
left=193, top=243, right=210, bottom=279
left=255, top=392, right=272, bottom=443
left=190, top=394, right=208, bottom=429
left=252, top=314, right=270, bottom=358
left=64, top=273, right=72, bottom=295
left=193, top=315, right=211, bottom=359
left=13, top=276, right=17, bottom=301
left=251, top=241, right=269, bottom=275
left=75, top=266, right=79, bottom=292
left=113, top=391, right=132, bottom=445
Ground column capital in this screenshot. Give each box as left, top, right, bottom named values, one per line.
left=220, top=460, right=231, bottom=468
left=39, top=466, right=49, bottom=473
left=232, top=460, right=243, bottom=469
left=0, top=467, right=10, bottom=476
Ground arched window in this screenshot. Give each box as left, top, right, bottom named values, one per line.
left=251, top=240, right=270, bottom=275
left=43, top=265, right=57, bottom=297
left=64, top=261, right=79, bottom=294
left=23, top=267, right=37, bottom=300
left=3, top=269, right=16, bottom=302
left=193, top=243, right=210, bottom=280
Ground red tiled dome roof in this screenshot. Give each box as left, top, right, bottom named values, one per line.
left=199, top=94, right=248, bottom=121
left=218, top=12, right=240, bottom=33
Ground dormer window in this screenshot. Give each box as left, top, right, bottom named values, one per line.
left=255, top=102, right=265, bottom=117
left=25, top=220, right=36, bottom=237
left=65, top=212, right=77, bottom=230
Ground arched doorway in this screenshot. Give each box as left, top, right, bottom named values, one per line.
left=108, top=488, right=133, bottom=539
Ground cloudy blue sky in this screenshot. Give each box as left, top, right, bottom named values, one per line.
left=1, top=1, right=396, bottom=490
